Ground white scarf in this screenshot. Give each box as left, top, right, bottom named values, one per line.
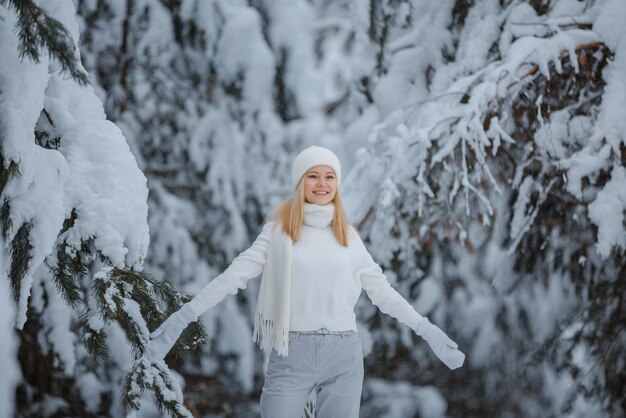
left=252, top=202, right=335, bottom=356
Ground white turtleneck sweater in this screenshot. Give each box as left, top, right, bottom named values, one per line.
left=189, top=203, right=423, bottom=332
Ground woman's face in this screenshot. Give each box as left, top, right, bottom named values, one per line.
left=303, top=165, right=337, bottom=205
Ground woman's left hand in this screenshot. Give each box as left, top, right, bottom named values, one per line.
left=415, top=317, right=465, bottom=370
left=147, top=303, right=197, bottom=361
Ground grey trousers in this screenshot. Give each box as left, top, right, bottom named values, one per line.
left=260, top=331, right=364, bottom=418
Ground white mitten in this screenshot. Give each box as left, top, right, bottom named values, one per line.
left=147, top=303, right=197, bottom=361
left=415, top=317, right=465, bottom=370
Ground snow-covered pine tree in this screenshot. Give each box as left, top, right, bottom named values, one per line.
left=0, top=1, right=205, bottom=417
left=342, top=0, right=625, bottom=416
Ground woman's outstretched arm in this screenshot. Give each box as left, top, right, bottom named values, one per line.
left=148, top=221, right=273, bottom=360
left=350, top=228, right=423, bottom=330
left=350, top=227, right=464, bottom=369
left=189, top=221, right=274, bottom=316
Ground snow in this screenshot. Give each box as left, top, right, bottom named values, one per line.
left=46, top=73, right=150, bottom=269
left=0, top=245, right=20, bottom=418
left=215, top=5, right=275, bottom=106
left=38, top=395, right=69, bottom=417
left=77, top=372, right=104, bottom=413
left=509, top=176, right=535, bottom=241
left=215, top=297, right=255, bottom=391
left=562, top=144, right=611, bottom=199
left=364, top=378, right=447, bottom=418
left=36, top=267, right=78, bottom=375
left=454, top=0, right=502, bottom=72
left=87, top=312, right=105, bottom=333
left=593, top=0, right=626, bottom=51
left=122, top=298, right=151, bottom=343
left=0, top=0, right=149, bottom=330
left=136, top=1, right=174, bottom=56
left=373, top=2, right=454, bottom=118
left=413, top=277, right=442, bottom=315
left=124, top=357, right=193, bottom=417
left=588, top=166, right=626, bottom=257
left=0, top=3, right=63, bottom=329
left=267, top=0, right=320, bottom=114
left=0, top=0, right=157, bottom=414
left=592, top=20, right=626, bottom=153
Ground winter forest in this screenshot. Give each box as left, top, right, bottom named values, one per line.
left=1, top=0, right=625, bottom=417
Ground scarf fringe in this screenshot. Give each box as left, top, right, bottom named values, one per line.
left=253, top=313, right=290, bottom=357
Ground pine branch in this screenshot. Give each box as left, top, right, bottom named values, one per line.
left=0, top=152, right=19, bottom=240
left=9, top=221, right=32, bottom=302
left=45, top=211, right=88, bottom=307
left=0, top=200, right=11, bottom=240
left=113, top=269, right=167, bottom=330
left=80, top=311, right=109, bottom=362
left=92, top=268, right=206, bottom=357
left=47, top=241, right=84, bottom=307
left=1, top=0, right=89, bottom=85
left=92, top=269, right=147, bottom=357
left=88, top=268, right=207, bottom=417
left=138, top=276, right=207, bottom=355
left=123, top=357, right=194, bottom=418
left=0, top=151, right=21, bottom=200
left=505, top=42, right=607, bottom=91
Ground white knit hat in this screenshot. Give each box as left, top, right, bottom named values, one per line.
left=291, top=145, right=342, bottom=190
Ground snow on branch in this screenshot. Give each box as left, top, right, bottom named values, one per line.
left=123, top=357, right=193, bottom=418
left=92, top=267, right=206, bottom=416
left=0, top=3, right=207, bottom=417
left=348, top=16, right=618, bottom=256
left=1, top=0, right=89, bottom=84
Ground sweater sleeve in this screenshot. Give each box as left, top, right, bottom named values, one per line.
left=189, top=221, right=273, bottom=316
left=350, top=227, right=423, bottom=330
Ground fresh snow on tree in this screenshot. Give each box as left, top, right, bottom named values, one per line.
left=0, top=241, right=20, bottom=418
left=1, top=1, right=203, bottom=417
left=1, top=0, right=625, bottom=417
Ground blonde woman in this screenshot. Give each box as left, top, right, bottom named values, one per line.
left=148, top=146, right=465, bottom=417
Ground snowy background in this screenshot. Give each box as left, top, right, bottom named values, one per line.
left=1, top=0, right=625, bottom=417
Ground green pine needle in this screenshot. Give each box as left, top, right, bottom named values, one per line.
left=0, top=155, right=21, bottom=201
left=92, top=268, right=207, bottom=357
left=79, top=308, right=109, bottom=362
left=0, top=200, right=12, bottom=241
left=1, top=0, right=90, bottom=85
left=123, top=357, right=194, bottom=418
left=49, top=242, right=85, bottom=308
left=9, top=222, right=33, bottom=302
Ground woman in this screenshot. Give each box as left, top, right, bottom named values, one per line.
left=148, top=146, right=465, bottom=417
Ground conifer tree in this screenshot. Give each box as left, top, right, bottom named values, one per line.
left=344, top=1, right=625, bottom=416
left=1, top=2, right=205, bottom=417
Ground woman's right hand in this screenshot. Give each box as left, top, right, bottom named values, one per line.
left=147, top=303, right=197, bottom=361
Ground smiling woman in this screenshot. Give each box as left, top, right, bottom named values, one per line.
left=147, top=145, right=464, bottom=418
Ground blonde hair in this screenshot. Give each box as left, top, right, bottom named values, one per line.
left=271, top=176, right=351, bottom=247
